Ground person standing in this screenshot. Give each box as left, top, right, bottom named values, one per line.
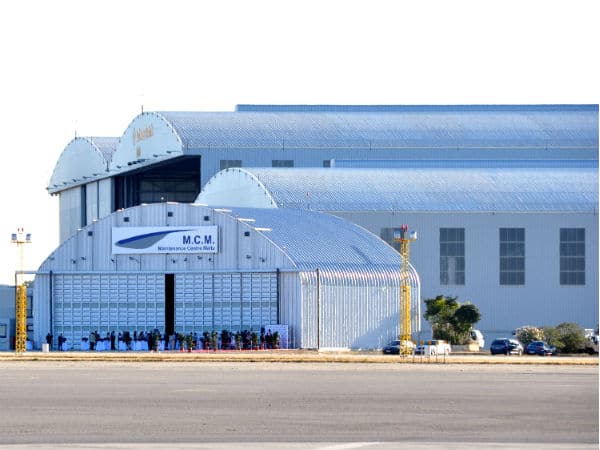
left=46, top=332, right=53, bottom=350
left=89, top=331, right=96, bottom=351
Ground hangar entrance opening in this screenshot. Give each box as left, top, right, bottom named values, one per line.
left=113, top=156, right=201, bottom=210
left=165, top=274, right=175, bottom=337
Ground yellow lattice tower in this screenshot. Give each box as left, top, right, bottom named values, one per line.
left=394, top=225, right=417, bottom=355
left=15, top=284, right=27, bottom=353
left=11, top=228, right=31, bottom=355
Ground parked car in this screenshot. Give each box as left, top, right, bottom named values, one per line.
left=470, top=329, right=485, bottom=349
left=584, top=328, right=599, bottom=354
left=415, top=340, right=451, bottom=356
left=382, top=339, right=415, bottom=355
left=490, top=338, right=523, bottom=356
left=525, top=340, right=556, bottom=356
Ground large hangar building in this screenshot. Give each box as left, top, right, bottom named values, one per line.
left=33, top=203, right=419, bottom=350
left=33, top=104, right=598, bottom=349
left=197, top=166, right=598, bottom=335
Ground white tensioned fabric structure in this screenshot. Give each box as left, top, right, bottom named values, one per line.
left=48, top=137, right=117, bottom=193
left=33, top=203, right=420, bottom=350
left=196, top=167, right=598, bottom=212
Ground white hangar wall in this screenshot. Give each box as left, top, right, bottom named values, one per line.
left=33, top=203, right=418, bottom=350
left=334, top=210, right=598, bottom=333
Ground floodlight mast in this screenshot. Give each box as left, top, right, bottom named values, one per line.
left=11, top=228, right=31, bottom=354
left=394, top=225, right=417, bottom=355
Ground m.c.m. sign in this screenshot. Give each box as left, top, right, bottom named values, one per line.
left=112, top=226, right=218, bottom=254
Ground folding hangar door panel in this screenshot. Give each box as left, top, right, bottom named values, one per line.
left=52, top=273, right=165, bottom=349
left=175, top=272, right=278, bottom=334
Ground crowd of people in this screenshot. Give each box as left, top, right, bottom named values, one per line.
left=44, top=327, right=281, bottom=352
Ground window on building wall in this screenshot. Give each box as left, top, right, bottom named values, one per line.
left=220, top=160, right=242, bottom=170
left=560, top=228, right=585, bottom=285
left=272, top=160, right=294, bottom=167
left=440, top=228, right=465, bottom=285
left=500, top=228, right=525, bottom=285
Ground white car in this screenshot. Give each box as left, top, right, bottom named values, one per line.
left=584, top=328, right=599, bottom=354
left=470, top=329, right=485, bottom=349
left=416, top=340, right=451, bottom=356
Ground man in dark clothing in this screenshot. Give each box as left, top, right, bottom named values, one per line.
left=46, top=333, right=53, bottom=350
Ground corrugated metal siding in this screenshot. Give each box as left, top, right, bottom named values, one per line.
left=59, top=187, right=83, bottom=243
left=50, top=273, right=164, bottom=350
left=299, top=266, right=420, bottom=350
left=278, top=272, right=302, bottom=349
left=175, top=272, right=277, bottom=333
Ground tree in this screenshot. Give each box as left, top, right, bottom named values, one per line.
left=424, top=295, right=481, bottom=345
left=543, top=322, right=586, bottom=353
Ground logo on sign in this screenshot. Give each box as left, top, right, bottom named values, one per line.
left=112, top=226, right=218, bottom=254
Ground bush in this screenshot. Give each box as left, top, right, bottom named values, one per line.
left=515, top=326, right=544, bottom=347
left=543, top=322, right=586, bottom=353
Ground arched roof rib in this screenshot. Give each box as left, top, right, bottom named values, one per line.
left=222, top=207, right=403, bottom=273
left=197, top=167, right=598, bottom=213
left=157, top=105, right=598, bottom=151
left=48, top=137, right=118, bottom=193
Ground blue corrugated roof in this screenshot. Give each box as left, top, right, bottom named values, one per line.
left=157, top=105, right=598, bottom=150
left=209, top=167, right=598, bottom=213
left=222, top=207, right=402, bottom=272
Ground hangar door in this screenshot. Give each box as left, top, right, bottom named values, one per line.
left=53, top=274, right=165, bottom=348
left=174, top=272, right=278, bottom=333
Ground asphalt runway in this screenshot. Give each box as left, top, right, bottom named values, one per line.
left=0, top=362, right=597, bottom=449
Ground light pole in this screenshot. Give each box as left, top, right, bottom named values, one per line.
left=11, top=228, right=31, bottom=354
left=394, top=225, right=417, bottom=355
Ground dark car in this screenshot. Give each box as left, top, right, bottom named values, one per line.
left=490, top=338, right=523, bottom=356
left=382, top=340, right=401, bottom=354
left=382, top=339, right=416, bottom=355
left=526, top=341, right=557, bottom=356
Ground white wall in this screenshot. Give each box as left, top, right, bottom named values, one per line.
left=332, top=210, right=599, bottom=335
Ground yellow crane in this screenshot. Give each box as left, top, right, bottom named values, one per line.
left=394, top=225, right=417, bottom=355
left=11, top=228, right=31, bottom=354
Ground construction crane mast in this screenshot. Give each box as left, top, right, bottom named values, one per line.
left=394, top=225, right=417, bottom=355
left=11, top=228, right=31, bottom=354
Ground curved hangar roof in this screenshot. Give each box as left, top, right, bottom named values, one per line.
left=196, top=167, right=599, bottom=213
left=39, top=203, right=412, bottom=278
left=48, top=137, right=118, bottom=194
left=50, top=104, right=598, bottom=193
left=115, top=105, right=597, bottom=160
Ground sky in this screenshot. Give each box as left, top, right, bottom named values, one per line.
left=0, top=0, right=598, bottom=286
